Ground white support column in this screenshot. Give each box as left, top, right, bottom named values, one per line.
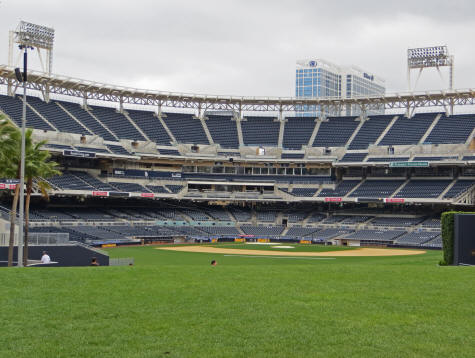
left=235, top=110, right=244, bottom=147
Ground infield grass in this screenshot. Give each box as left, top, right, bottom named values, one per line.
left=1, top=245, right=474, bottom=358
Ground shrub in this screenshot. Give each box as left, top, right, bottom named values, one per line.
left=440, top=211, right=475, bottom=265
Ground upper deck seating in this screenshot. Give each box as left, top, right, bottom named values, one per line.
left=313, top=117, right=359, bottom=147
left=27, top=96, right=89, bottom=135
left=282, top=117, right=316, bottom=150
left=379, top=113, right=436, bottom=146
left=0, top=94, right=53, bottom=131
left=127, top=109, right=172, bottom=145
left=205, top=115, right=239, bottom=148
left=163, top=112, right=209, bottom=144
left=241, top=116, right=280, bottom=146
left=89, top=105, right=145, bottom=141
left=424, top=114, right=475, bottom=144
left=348, top=115, right=393, bottom=149
left=56, top=100, right=117, bottom=141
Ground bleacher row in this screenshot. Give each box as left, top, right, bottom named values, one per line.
left=42, top=170, right=475, bottom=200
left=18, top=204, right=443, bottom=248
left=1, top=95, right=475, bottom=152
left=41, top=170, right=475, bottom=200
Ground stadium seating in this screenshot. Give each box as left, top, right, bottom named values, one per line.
left=205, top=115, right=240, bottom=148
left=241, top=116, right=280, bottom=146
left=281, top=153, right=305, bottom=159
left=127, top=109, right=172, bottom=145
left=395, top=231, right=439, bottom=246
left=343, top=229, right=406, bottom=241
left=443, top=180, right=475, bottom=198
left=318, top=180, right=359, bottom=197
left=349, top=180, right=404, bottom=198
left=348, top=116, right=393, bottom=149
left=0, top=94, right=53, bottom=131
left=56, top=100, right=117, bottom=141
left=27, top=96, right=90, bottom=135
left=394, top=180, right=451, bottom=198
left=339, top=153, right=368, bottom=162
left=106, top=144, right=131, bottom=156
left=371, top=217, right=424, bottom=227
left=163, top=112, right=209, bottom=144
left=241, top=225, right=284, bottom=236
left=89, top=105, right=146, bottom=141
left=282, top=117, right=317, bottom=149
left=291, top=188, right=318, bottom=197
left=313, top=117, right=359, bottom=147
left=424, top=114, right=475, bottom=144
left=379, top=113, right=436, bottom=145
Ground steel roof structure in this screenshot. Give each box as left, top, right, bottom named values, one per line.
left=1, top=65, right=474, bottom=114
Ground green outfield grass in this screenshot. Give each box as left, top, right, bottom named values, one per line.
left=1, top=245, right=474, bottom=358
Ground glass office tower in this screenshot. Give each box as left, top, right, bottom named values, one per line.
left=295, top=59, right=385, bottom=117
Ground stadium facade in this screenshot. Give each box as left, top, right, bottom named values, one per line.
left=295, top=59, right=385, bottom=117
left=0, top=65, right=475, bottom=249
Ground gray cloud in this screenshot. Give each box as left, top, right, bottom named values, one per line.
left=0, top=0, right=473, bottom=96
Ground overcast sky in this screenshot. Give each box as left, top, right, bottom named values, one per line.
left=0, top=0, right=474, bottom=97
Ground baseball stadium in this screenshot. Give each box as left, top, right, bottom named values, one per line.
left=1, top=13, right=475, bottom=358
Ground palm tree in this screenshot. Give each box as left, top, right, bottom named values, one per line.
left=1, top=122, right=60, bottom=266
left=23, top=148, right=60, bottom=265
left=0, top=119, right=22, bottom=266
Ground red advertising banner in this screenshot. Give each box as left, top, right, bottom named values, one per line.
left=8, top=184, right=16, bottom=190
left=141, top=193, right=154, bottom=198
left=325, top=197, right=342, bottom=202
left=92, top=191, right=109, bottom=197
left=0, top=184, right=5, bottom=189
left=384, top=198, right=405, bottom=203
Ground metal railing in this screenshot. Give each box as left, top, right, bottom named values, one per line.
left=0, top=232, right=69, bottom=246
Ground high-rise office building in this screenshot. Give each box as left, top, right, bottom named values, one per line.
left=295, top=59, right=385, bottom=117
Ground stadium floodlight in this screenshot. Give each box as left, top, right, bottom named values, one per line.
left=8, top=21, right=55, bottom=77
left=15, top=21, right=55, bottom=50
left=407, top=45, right=454, bottom=91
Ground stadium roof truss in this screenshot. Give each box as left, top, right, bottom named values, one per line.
left=1, top=65, right=474, bottom=116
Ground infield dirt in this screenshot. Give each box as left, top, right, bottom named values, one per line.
left=158, top=246, right=426, bottom=257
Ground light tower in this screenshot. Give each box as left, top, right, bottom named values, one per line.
left=8, top=21, right=55, bottom=267
left=407, top=45, right=454, bottom=92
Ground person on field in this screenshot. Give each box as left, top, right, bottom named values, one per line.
left=41, top=251, right=51, bottom=264
left=90, top=257, right=100, bottom=266
left=211, top=260, right=217, bottom=266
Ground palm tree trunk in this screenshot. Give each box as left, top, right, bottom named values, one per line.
left=23, top=179, right=33, bottom=266
left=8, top=184, right=20, bottom=267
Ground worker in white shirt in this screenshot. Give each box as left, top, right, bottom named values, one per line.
left=41, top=251, right=51, bottom=264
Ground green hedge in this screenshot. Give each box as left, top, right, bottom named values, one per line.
left=440, top=211, right=475, bottom=265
